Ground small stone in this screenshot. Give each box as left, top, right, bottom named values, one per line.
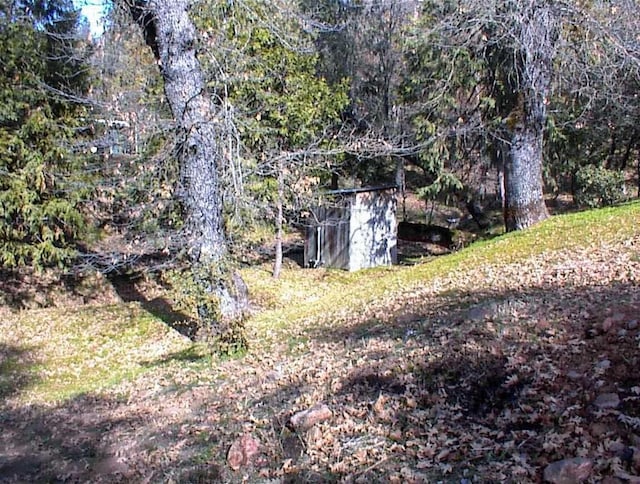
left=602, top=317, right=615, bottom=332
left=628, top=320, right=639, bottom=330
left=618, top=329, right=628, bottom=337
left=227, top=433, right=260, bottom=471
left=567, top=370, right=582, bottom=380
left=594, top=393, right=620, bottom=409
left=373, top=394, right=389, bottom=417
left=289, top=403, right=332, bottom=431
left=543, top=457, right=593, bottom=483
left=597, top=359, right=611, bottom=370
left=265, top=370, right=281, bottom=382
left=227, top=444, right=244, bottom=471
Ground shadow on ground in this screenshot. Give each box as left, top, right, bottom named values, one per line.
left=106, top=273, right=199, bottom=340
left=1, top=280, right=638, bottom=482
left=0, top=388, right=225, bottom=482
left=0, top=344, right=39, bottom=401
left=263, top=280, right=640, bottom=480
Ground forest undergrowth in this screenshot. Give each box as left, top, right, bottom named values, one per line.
left=1, top=202, right=639, bottom=483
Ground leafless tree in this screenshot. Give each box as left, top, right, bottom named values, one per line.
left=122, top=0, right=248, bottom=338
left=407, top=0, right=639, bottom=230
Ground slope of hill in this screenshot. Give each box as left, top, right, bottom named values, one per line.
left=1, top=202, right=639, bottom=482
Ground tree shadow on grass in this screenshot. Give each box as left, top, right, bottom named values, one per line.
left=308, top=279, right=639, bottom=345
left=2, top=395, right=135, bottom=482
left=2, top=278, right=638, bottom=482
left=0, top=344, right=39, bottom=401
left=141, top=346, right=210, bottom=368
left=0, top=344, right=142, bottom=481
left=0, top=343, right=228, bottom=483
left=280, top=280, right=640, bottom=479
left=0, top=388, right=226, bottom=483
left=106, top=273, right=200, bottom=340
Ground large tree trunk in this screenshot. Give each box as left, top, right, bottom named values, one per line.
left=130, top=1, right=247, bottom=335
left=503, top=2, right=553, bottom=231
left=503, top=126, right=549, bottom=231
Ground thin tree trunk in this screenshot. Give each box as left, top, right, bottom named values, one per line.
left=606, top=131, right=617, bottom=169
left=130, top=1, right=247, bottom=331
left=395, top=157, right=406, bottom=222
left=273, top=159, right=284, bottom=278
left=465, top=195, right=491, bottom=230
left=495, top=145, right=506, bottom=212
left=620, top=131, right=636, bottom=171
left=330, top=171, right=339, bottom=190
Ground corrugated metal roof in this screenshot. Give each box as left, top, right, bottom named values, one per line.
left=324, top=185, right=397, bottom=196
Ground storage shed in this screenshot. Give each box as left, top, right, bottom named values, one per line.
left=304, top=186, right=397, bottom=271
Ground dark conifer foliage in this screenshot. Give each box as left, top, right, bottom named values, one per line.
left=0, top=0, right=93, bottom=268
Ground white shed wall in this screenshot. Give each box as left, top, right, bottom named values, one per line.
left=348, top=189, right=397, bottom=271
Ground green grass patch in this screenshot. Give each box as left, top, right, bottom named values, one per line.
left=244, top=201, right=640, bottom=345
left=1, top=201, right=638, bottom=405
left=0, top=303, right=194, bottom=404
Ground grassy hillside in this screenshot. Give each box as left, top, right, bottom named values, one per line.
left=246, top=201, right=640, bottom=343
left=1, top=201, right=639, bottom=482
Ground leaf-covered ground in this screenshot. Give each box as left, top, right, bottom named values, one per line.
left=1, top=203, right=639, bottom=483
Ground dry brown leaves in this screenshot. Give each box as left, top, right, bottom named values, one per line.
left=1, top=234, right=639, bottom=483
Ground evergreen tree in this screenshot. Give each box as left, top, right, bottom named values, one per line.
left=195, top=0, right=348, bottom=276
left=0, top=0, right=92, bottom=268
left=307, top=0, right=420, bottom=186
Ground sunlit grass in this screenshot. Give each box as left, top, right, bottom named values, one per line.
left=244, top=201, right=640, bottom=345
left=0, top=303, right=194, bottom=404
left=1, top=201, right=638, bottom=405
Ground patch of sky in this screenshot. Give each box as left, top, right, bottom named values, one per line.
left=73, top=0, right=108, bottom=37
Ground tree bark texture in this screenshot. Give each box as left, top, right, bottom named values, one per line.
left=502, top=1, right=553, bottom=231
left=131, top=0, right=247, bottom=323
left=503, top=127, right=549, bottom=231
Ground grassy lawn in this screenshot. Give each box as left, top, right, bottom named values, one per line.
left=1, top=201, right=639, bottom=482
left=0, top=304, right=195, bottom=403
